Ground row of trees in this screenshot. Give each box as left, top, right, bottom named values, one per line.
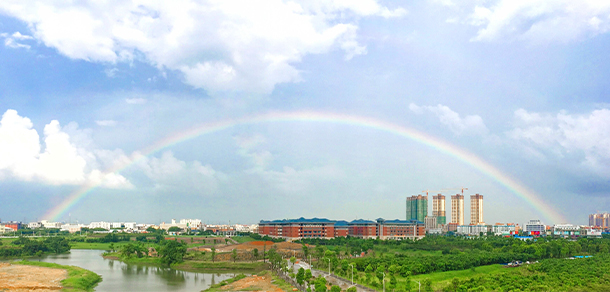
left=0, top=236, right=70, bottom=257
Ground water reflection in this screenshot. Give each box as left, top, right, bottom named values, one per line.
left=40, top=250, right=237, bottom=291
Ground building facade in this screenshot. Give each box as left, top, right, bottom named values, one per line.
left=424, top=216, right=437, bottom=231
left=456, top=225, right=490, bottom=236
left=470, top=194, right=484, bottom=225
left=432, top=194, right=446, bottom=225
left=259, top=217, right=425, bottom=240
left=406, top=195, right=428, bottom=222
left=525, top=220, right=546, bottom=236
left=451, top=194, right=464, bottom=225
left=589, top=213, right=610, bottom=228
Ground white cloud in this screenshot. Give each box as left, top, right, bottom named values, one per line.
left=234, top=134, right=272, bottom=169
left=104, top=68, right=118, bottom=78
left=137, top=151, right=226, bottom=193
left=0, top=109, right=131, bottom=188
left=466, top=1, right=610, bottom=43
left=95, top=120, right=117, bottom=127
left=2, top=31, right=33, bottom=49
left=0, top=0, right=404, bottom=93
left=125, top=98, right=146, bottom=104
left=508, top=108, right=610, bottom=175
left=409, top=103, right=488, bottom=136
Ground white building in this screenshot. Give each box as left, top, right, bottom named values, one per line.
left=41, top=220, right=62, bottom=229
left=89, top=221, right=111, bottom=230
left=28, top=222, right=42, bottom=229
left=179, top=219, right=202, bottom=230
left=524, top=220, right=546, bottom=235
left=456, top=225, right=489, bottom=236
left=424, top=216, right=438, bottom=231
left=124, top=222, right=137, bottom=230
left=111, top=222, right=122, bottom=229
left=60, top=224, right=84, bottom=233
left=492, top=225, right=516, bottom=236
left=552, top=224, right=580, bottom=237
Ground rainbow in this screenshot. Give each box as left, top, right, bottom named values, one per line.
left=43, top=110, right=567, bottom=223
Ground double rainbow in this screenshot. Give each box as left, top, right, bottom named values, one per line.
left=43, top=111, right=566, bottom=223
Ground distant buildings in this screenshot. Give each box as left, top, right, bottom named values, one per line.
left=432, top=194, right=446, bottom=225
left=258, top=217, right=425, bottom=241
left=470, top=194, right=484, bottom=225
left=406, top=195, right=427, bottom=222
left=589, top=213, right=610, bottom=228
left=451, top=194, right=465, bottom=225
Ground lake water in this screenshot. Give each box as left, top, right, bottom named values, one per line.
left=39, top=249, right=237, bottom=291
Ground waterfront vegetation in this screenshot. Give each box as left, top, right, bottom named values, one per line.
left=16, top=260, right=102, bottom=291
left=0, top=236, right=70, bottom=257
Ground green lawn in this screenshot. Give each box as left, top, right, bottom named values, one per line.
left=173, top=260, right=267, bottom=273
left=70, top=241, right=134, bottom=250
left=410, top=264, right=513, bottom=288
left=16, top=260, right=102, bottom=292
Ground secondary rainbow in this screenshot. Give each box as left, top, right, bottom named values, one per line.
left=43, top=110, right=567, bottom=223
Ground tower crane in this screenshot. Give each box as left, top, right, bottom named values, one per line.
left=440, top=187, right=469, bottom=196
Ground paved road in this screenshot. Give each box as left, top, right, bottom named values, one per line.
left=290, top=261, right=374, bottom=292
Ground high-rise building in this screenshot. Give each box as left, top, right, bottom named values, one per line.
left=432, top=194, right=446, bottom=225
left=406, top=195, right=428, bottom=223
left=451, top=194, right=464, bottom=225
left=470, top=194, right=484, bottom=225
left=589, top=213, right=610, bottom=228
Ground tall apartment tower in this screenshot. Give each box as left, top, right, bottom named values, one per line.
left=406, top=195, right=428, bottom=223
left=432, top=194, right=446, bottom=225
left=470, top=194, right=484, bottom=225
left=451, top=194, right=464, bottom=225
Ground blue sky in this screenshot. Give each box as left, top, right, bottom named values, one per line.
left=1, top=0, right=609, bottom=225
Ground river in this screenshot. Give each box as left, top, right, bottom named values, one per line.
left=39, top=249, right=237, bottom=291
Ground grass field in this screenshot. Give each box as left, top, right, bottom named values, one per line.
left=70, top=241, right=129, bottom=250
left=17, top=260, right=102, bottom=292
left=232, top=236, right=256, bottom=244
left=410, top=264, right=514, bottom=289
left=173, top=260, right=267, bottom=273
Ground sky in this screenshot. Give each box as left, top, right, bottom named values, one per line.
left=1, top=0, right=609, bottom=226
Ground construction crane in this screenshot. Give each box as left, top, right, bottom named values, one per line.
left=421, top=189, right=445, bottom=198
left=440, top=187, right=469, bottom=196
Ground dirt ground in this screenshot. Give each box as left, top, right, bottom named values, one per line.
left=218, top=241, right=307, bottom=253
left=0, top=262, right=67, bottom=291
left=220, top=274, right=286, bottom=292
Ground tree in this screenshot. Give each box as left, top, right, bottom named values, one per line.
left=302, top=244, right=309, bottom=260
left=290, top=256, right=297, bottom=264
left=168, top=226, right=182, bottom=233
left=330, top=285, right=341, bottom=292
left=296, top=267, right=305, bottom=285
left=158, top=240, right=187, bottom=266
left=315, top=277, right=327, bottom=292
left=232, top=248, right=238, bottom=263
left=109, top=243, right=115, bottom=253
left=211, top=246, right=216, bottom=262
left=423, top=279, right=433, bottom=292
left=304, top=269, right=313, bottom=286
left=347, top=287, right=357, bottom=292
left=253, top=248, right=259, bottom=261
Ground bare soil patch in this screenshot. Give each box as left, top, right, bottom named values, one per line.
left=0, top=262, right=67, bottom=291
left=220, top=274, right=284, bottom=292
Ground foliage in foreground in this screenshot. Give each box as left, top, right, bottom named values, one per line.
left=16, top=260, right=102, bottom=292
left=0, top=236, right=70, bottom=257
left=437, top=255, right=610, bottom=292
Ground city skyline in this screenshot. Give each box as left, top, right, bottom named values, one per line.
left=1, top=1, right=610, bottom=225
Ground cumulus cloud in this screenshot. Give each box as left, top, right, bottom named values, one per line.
left=508, top=108, right=610, bottom=175
left=0, top=109, right=132, bottom=188
left=234, top=134, right=272, bottom=169
left=409, top=103, right=488, bottom=136
left=466, top=1, right=610, bottom=42
left=0, top=0, right=405, bottom=93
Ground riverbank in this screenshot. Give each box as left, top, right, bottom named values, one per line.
left=204, top=271, right=293, bottom=292
left=1, top=261, right=101, bottom=292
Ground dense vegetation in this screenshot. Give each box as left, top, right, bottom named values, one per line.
left=296, top=235, right=610, bottom=291
left=0, top=236, right=70, bottom=257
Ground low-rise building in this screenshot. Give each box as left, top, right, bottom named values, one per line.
left=28, top=222, right=42, bottom=229
left=377, top=218, right=425, bottom=240
left=552, top=224, right=580, bottom=238
left=348, top=219, right=378, bottom=239
left=2, top=221, right=22, bottom=231
left=524, top=220, right=546, bottom=236
left=89, top=221, right=111, bottom=230
left=424, top=216, right=437, bottom=231
left=41, top=220, right=62, bottom=229
left=492, top=224, right=517, bottom=236
left=456, top=225, right=489, bottom=236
